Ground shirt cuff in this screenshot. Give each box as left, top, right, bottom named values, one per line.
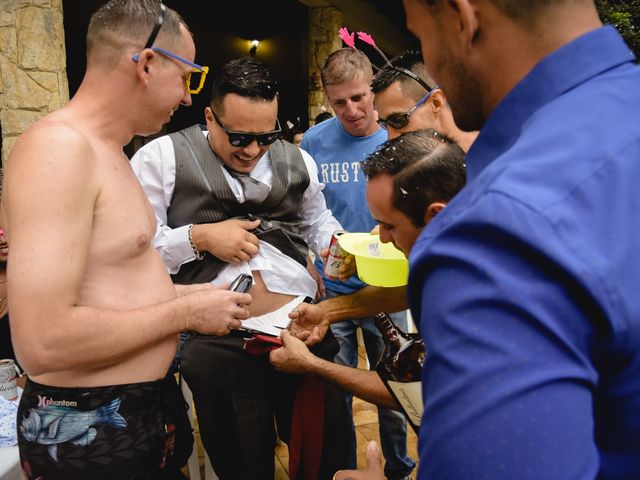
left=162, top=224, right=199, bottom=274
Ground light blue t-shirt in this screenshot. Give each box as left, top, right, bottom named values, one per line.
left=301, top=117, right=387, bottom=294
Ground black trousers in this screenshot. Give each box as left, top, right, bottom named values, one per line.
left=181, top=330, right=350, bottom=480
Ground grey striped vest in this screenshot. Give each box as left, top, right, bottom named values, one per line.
left=167, top=124, right=310, bottom=285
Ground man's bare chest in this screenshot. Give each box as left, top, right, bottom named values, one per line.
left=89, top=160, right=157, bottom=263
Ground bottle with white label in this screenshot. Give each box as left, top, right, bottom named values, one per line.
left=373, top=312, right=425, bottom=433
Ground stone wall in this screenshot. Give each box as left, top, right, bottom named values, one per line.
left=0, top=0, right=68, bottom=164
left=307, top=6, right=342, bottom=126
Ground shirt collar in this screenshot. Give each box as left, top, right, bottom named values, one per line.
left=466, top=26, right=636, bottom=180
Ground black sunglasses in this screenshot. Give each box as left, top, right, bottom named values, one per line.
left=377, top=86, right=439, bottom=130
left=212, top=111, right=282, bottom=147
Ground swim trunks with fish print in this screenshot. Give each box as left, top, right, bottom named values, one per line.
left=18, top=377, right=173, bottom=479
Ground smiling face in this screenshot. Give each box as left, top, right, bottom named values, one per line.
left=205, top=93, right=278, bottom=174
left=402, top=0, right=485, bottom=131
left=158, top=25, right=195, bottom=118
left=365, top=174, right=423, bottom=257
left=136, top=23, right=195, bottom=136
left=325, top=77, right=379, bottom=137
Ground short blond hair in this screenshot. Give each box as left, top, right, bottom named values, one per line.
left=321, top=48, right=373, bottom=88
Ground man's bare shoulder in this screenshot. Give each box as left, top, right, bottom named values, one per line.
left=12, top=111, right=95, bottom=167
left=5, top=110, right=103, bottom=218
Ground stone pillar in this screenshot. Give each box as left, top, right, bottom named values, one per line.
left=307, top=6, right=342, bottom=126
left=0, top=0, right=68, bottom=165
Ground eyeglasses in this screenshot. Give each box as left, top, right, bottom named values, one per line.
left=377, top=86, right=440, bottom=130
left=212, top=111, right=282, bottom=147
left=131, top=3, right=209, bottom=95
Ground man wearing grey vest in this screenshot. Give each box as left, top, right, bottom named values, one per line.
left=131, top=57, right=349, bottom=479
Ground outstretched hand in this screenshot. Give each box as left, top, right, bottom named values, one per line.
left=333, top=441, right=385, bottom=480
left=269, top=329, right=317, bottom=374
left=288, top=303, right=329, bottom=346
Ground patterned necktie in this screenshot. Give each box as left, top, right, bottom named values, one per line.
left=230, top=171, right=270, bottom=203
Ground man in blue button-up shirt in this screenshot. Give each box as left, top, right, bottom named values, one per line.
left=392, top=1, right=640, bottom=479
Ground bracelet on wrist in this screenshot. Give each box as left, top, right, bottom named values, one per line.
left=188, top=224, right=204, bottom=260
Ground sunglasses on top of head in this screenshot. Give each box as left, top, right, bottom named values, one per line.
left=212, top=110, right=282, bottom=147
left=130, top=3, right=209, bottom=95
left=377, top=84, right=440, bottom=130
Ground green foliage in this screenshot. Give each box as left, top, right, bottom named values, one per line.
left=596, top=0, right=640, bottom=58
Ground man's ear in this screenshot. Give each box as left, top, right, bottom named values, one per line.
left=424, top=202, right=446, bottom=223
left=447, top=0, right=480, bottom=52
left=204, top=106, right=214, bottom=122
left=135, top=49, right=154, bottom=82
left=429, top=89, right=447, bottom=114
left=204, top=106, right=217, bottom=133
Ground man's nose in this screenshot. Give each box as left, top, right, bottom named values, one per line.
left=242, top=139, right=261, bottom=157
left=379, top=229, right=392, bottom=244
left=345, top=101, right=359, bottom=116
left=180, top=90, right=192, bottom=107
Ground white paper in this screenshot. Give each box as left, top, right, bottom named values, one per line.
left=240, top=295, right=307, bottom=337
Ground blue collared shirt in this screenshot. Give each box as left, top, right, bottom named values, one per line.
left=409, top=26, right=640, bottom=479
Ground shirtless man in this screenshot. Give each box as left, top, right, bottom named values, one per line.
left=131, top=56, right=348, bottom=479
left=2, top=1, right=249, bottom=478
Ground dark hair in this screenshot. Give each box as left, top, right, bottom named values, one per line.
left=314, top=112, right=333, bottom=124
left=423, top=0, right=565, bottom=27
left=87, top=0, right=186, bottom=63
left=371, top=50, right=436, bottom=101
left=488, top=0, right=566, bottom=23
left=286, top=128, right=304, bottom=143
left=361, top=129, right=466, bottom=227
left=210, top=57, right=279, bottom=113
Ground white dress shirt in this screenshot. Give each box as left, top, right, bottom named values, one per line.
left=130, top=131, right=342, bottom=298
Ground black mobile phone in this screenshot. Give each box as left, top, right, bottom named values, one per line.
left=229, top=273, right=253, bottom=293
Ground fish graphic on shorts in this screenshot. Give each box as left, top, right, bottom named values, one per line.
left=20, top=398, right=128, bottom=462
